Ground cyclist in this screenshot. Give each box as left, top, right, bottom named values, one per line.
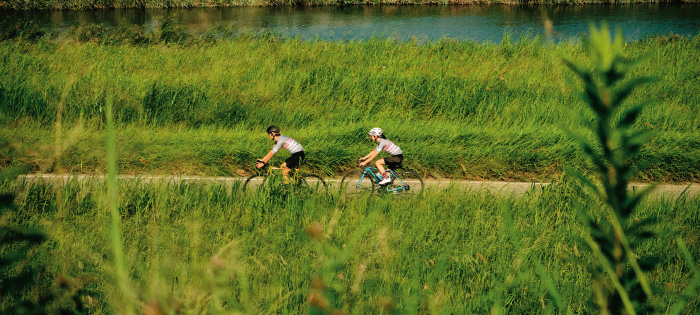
left=359, top=127, right=403, bottom=185
left=256, top=125, right=305, bottom=185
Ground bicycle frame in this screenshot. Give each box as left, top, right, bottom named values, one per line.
left=357, top=167, right=412, bottom=193
left=244, top=161, right=327, bottom=193
left=254, top=163, right=303, bottom=181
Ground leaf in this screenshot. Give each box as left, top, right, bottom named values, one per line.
left=613, top=78, right=656, bottom=108
left=618, top=50, right=655, bottom=71
left=563, top=166, right=599, bottom=196
left=0, top=193, right=16, bottom=210
left=0, top=271, right=36, bottom=296
left=0, top=247, right=32, bottom=268
left=616, top=101, right=648, bottom=130
left=561, top=128, right=607, bottom=173
left=534, top=259, right=567, bottom=314
left=0, top=226, right=47, bottom=244
left=562, top=107, right=596, bottom=129
left=0, top=165, right=30, bottom=182
left=622, top=184, right=656, bottom=216
left=583, top=82, right=608, bottom=116
left=669, top=237, right=700, bottom=315
left=637, top=256, right=662, bottom=272
left=562, top=56, right=589, bottom=81
left=626, top=129, right=651, bottom=147
left=626, top=216, right=659, bottom=235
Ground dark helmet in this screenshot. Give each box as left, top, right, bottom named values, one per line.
left=266, top=125, right=281, bottom=135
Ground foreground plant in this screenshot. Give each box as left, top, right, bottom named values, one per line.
left=0, top=144, right=90, bottom=313
left=563, top=23, right=699, bottom=314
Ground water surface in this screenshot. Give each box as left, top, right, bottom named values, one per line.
left=2, top=4, right=699, bottom=42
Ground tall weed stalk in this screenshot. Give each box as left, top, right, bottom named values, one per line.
left=105, top=88, right=135, bottom=314
left=562, top=23, right=699, bottom=314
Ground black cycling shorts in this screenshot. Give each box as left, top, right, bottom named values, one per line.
left=383, top=154, right=403, bottom=170
left=285, top=151, right=306, bottom=169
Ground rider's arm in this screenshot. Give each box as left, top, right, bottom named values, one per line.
left=260, top=150, right=275, bottom=163
left=258, top=139, right=284, bottom=167
left=256, top=150, right=275, bottom=168
left=359, top=150, right=379, bottom=166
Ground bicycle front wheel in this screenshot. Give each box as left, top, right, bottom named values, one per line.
left=242, top=175, right=266, bottom=192
left=296, top=174, right=327, bottom=194
left=340, top=170, right=375, bottom=197
left=387, top=171, right=423, bottom=197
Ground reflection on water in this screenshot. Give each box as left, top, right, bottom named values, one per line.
left=2, top=4, right=699, bottom=42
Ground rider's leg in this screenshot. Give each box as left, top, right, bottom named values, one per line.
left=282, top=152, right=304, bottom=185
left=375, top=159, right=391, bottom=184
left=281, top=162, right=291, bottom=185
left=375, top=158, right=387, bottom=175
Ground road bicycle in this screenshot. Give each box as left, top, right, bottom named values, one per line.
left=340, top=166, right=423, bottom=197
left=242, top=162, right=327, bottom=194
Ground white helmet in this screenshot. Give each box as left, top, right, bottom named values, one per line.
left=368, top=128, right=383, bottom=137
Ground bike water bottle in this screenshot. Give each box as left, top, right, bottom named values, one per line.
left=376, top=172, right=383, bottom=179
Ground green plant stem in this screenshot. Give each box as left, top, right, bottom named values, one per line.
left=106, top=88, right=134, bottom=315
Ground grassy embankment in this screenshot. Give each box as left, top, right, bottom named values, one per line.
left=3, top=0, right=699, bottom=10
left=1, top=177, right=699, bottom=313
left=1, top=27, right=699, bottom=182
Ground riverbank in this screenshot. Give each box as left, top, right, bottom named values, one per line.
left=1, top=29, right=699, bottom=182
left=2, top=0, right=700, bottom=10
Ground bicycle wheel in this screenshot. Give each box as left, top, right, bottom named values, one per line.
left=242, top=175, right=266, bottom=192
left=387, top=171, right=423, bottom=197
left=296, top=174, right=327, bottom=194
left=340, top=170, right=375, bottom=197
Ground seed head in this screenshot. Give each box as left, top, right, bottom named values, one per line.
left=306, top=222, right=323, bottom=240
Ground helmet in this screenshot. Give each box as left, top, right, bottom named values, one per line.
left=368, top=128, right=383, bottom=137
left=267, top=125, right=281, bottom=135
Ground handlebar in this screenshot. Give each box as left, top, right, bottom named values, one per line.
left=255, top=160, right=283, bottom=170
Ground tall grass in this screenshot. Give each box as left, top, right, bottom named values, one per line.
left=1, top=27, right=699, bottom=181
left=1, top=177, right=698, bottom=313
left=0, top=142, right=85, bottom=313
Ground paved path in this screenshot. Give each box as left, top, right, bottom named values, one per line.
left=17, top=174, right=699, bottom=199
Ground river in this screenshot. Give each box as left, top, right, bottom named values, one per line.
left=2, top=3, right=700, bottom=42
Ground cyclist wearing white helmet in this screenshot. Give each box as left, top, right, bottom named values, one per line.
left=256, top=125, right=305, bottom=184
left=359, top=127, right=403, bottom=185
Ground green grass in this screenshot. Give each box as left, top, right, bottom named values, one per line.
left=1, top=30, right=699, bottom=182
left=2, top=24, right=698, bottom=315
left=1, top=177, right=698, bottom=313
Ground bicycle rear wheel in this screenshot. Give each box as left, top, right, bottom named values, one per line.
left=387, top=171, right=423, bottom=197
left=340, top=170, right=375, bottom=197
left=295, top=174, right=327, bottom=194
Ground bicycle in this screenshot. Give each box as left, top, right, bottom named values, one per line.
left=242, top=162, right=327, bottom=194
left=340, top=165, right=423, bottom=197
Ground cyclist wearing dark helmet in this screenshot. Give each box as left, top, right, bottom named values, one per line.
left=359, top=127, right=403, bottom=185
left=256, top=125, right=305, bottom=184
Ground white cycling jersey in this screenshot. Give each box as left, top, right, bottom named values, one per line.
left=272, top=135, right=304, bottom=154
left=375, top=139, right=402, bottom=155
